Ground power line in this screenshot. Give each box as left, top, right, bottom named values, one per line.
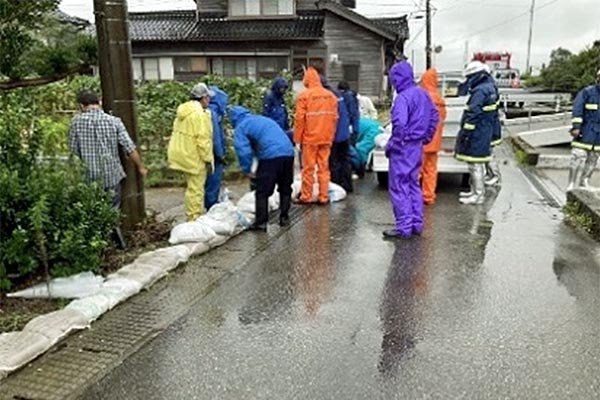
left=441, top=0, right=561, bottom=47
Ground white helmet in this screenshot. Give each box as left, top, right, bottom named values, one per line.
left=464, top=61, right=487, bottom=77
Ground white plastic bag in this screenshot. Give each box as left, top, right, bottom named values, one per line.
left=291, top=180, right=347, bottom=203
left=374, top=132, right=391, bottom=149
left=169, top=221, right=217, bottom=244
left=6, top=271, right=104, bottom=299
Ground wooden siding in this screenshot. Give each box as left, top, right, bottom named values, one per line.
left=322, top=12, right=384, bottom=98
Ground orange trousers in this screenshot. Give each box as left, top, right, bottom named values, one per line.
left=301, top=144, right=331, bottom=203
left=421, top=152, right=439, bottom=204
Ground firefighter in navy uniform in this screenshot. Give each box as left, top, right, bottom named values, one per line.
left=455, top=61, right=499, bottom=205
left=568, top=69, right=600, bottom=191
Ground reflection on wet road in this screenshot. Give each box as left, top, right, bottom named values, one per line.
left=82, top=163, right=600, bottom=399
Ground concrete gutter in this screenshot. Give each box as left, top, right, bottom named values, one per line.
left=510, top=136, right=540, bottom=166
left=565, top=189, right=600, bottom=241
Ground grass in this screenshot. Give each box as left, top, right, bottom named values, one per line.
left=563, top=200, right=595, bottom=235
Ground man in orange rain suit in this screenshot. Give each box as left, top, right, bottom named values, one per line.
left=420, top=68, right=447, bottom=205
left=294, top=67, right=339, bottom=204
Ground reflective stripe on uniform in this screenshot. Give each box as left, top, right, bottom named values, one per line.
left=571, top=141, right=600, bottom=152
left=463, top=123, right=476, bottom=130
left=491, top=138, right=503, bottom=147
left=572, top=117, right=583, bottom=124
left=455, top=153, right=492, bottom=163
left=585, top=103, right=599, bottom=110
left=482, top=103, right=498, bottom=112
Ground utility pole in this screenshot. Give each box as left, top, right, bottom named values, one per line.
left=425, top=0, right=432, bottom=69
left=526, top=0, right=536, bottom=75
left=93, top=0, right=145, bottom=229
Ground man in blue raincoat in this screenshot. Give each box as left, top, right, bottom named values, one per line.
left=338, top=81, right=360, bottom=142
left=322, top=75, right=353, bottom=193
left=204, top=86, right=229, bottom=210
left=229, top=106, right=295, bottom=232
left=263, top=77, right=291, bottom=142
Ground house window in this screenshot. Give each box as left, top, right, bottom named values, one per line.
left=229, top=0, right=295, bottom=17
left=132, top=57, right=174, bottom=81
left=211, top=57, right=288, bottom=81
left=343, top=64, right=360, bottom=92
left=174, top=57, right=208, bottom=73
left=143, top=58, right=160, bottom=81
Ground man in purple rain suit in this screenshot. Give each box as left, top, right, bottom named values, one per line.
left=383, top=61, right=439, bottom=239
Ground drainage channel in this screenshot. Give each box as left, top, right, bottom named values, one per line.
left=0, top=205, right=312, bottom=400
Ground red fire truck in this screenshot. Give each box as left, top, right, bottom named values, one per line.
left=472, top=52, right=521, bottom=89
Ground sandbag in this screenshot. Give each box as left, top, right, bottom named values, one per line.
left=236, top=191, right=280, bottom=213
left=183, top=242, right=211, bottom=257
left=100, top=277, right=144, bottom=308
left=199, top=201, right=239, bottom=235
left=111, top=262, right=168, bottom=288
left=208, top=234, right=229, bottom=249
left=135, top=245, right=191, bottom=272
left=374, top=133, right=391, bottom=149
left=7, top=271, right=103, bottom=299
left=23, top=308, right=89, bottom=342
left=0, top=331, right=51, bottom=376
left=169, top=220, right=217, bottom=244
left=65, top=294, right=113, bottom=323
left=291, top=181, right=347, bottom=203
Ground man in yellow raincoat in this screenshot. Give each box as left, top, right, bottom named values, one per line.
left=168, top=83, right=214, bottom=220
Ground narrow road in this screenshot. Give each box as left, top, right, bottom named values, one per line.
left=80, top=152, right=600, bottom=399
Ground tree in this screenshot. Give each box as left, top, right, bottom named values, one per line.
left=525, top=43, right=600, bottom=94
left=0, top=0, right=96, bottom=89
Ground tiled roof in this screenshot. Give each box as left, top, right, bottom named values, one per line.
left=129, top=10, right=325, bottom=42
left=372, top=16, right=410, bottom=40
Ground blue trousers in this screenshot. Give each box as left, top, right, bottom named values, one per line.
left=204, top=160, right=224, bottom=211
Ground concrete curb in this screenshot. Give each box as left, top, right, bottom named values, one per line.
left=565, top=189, right=600, bottom=241
left=510, top=136, right=540, bottom=166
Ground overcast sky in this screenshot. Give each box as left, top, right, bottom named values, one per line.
left=59, top=0, right=600, bottom=73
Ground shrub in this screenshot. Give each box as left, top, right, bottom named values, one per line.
left=0, top=91, right=118, bottom=290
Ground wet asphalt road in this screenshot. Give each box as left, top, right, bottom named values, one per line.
left=82, top=159, right=600, bottom=399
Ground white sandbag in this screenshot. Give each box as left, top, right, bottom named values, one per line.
left=328, top=182, right=347, bottom=202
left=100, top=277, right=144, bottom=307
left=135, top=245, right=191, bottom=272
left=237, top=192, right=255, bottom=213
left=200, top=201, right=239, bottom=235
left=208, top=234, right=229, bottom=249
left=65, top=294, right=113, bottom=323
left=169, top=221, right=217, bottom=244
left=237, top=211, right=254, bottom=228
left=374, top=132, right=391, bottom=148
left=7, top=271, right=103, bottom=299
left=111, top=262, right=167, bottom=288
left=23, top=308, right=89, bottom=343
left=236, top=191, right=280, bottom=213
left=0, top=331, right=51, bottom=375
left=183, top=242, right=211, bottom=257
left=291, top=181, right=347, bottom=203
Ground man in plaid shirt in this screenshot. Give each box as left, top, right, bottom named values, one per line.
left=69, top=90, right=147, bottom=209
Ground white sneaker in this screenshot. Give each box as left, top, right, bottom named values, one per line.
left=459, top=191, right=474, bottom=197
left=459, top=195, right=484, bottom=205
